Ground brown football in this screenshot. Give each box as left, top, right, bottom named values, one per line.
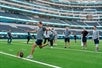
left=19, top=51, right=24, bottom=57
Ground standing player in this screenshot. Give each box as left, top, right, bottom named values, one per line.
left=92, top=26, right=99, bottom=52
left=27, top=31, right=31, bottom=44
left=49, top=28, right=55, bottom=48
left=73, top=32, right=77, bottom=43
left=27, top=22, right=48, bottom=59
left=43, top=29, right=50, bottom=44
left=81, top=28, right=88, bottom=49
left=7, top=30, right=12, bottom=44
left=63, top=27, right=71, bottom=48
left=52, top=28, right=57, bottom=45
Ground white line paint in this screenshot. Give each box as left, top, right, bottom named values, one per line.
left=0, top=51, right=61, bottom=68
left=53, top=47, right=102, bottom=54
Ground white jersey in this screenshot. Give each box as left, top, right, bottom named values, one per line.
left=44, top=31, right=50, bottom=38
left=93, top=30, right=99, bottom=39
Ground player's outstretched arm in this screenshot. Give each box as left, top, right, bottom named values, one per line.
left=29, top=30, right=37, bottom=32
left=25, top=29, right=37, bottom=33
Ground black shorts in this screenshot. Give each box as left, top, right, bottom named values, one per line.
left=82, top=37, right=87, bottom=42
left=64, top=37, right=70, bottom=42
left=94, top=38, right=99, bottom=44
left=35, top=39, right=43, bottom=45
left=45, top=38, right=50, bottom=41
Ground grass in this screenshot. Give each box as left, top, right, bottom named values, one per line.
left=0, top=39, right=102, bottom=68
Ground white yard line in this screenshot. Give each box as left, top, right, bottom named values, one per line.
left=53, top=47, right=102, bottom=54
left=0, top=51, right=61, bottom=68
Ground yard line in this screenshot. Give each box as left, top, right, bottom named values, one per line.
left=53, top=47, right=102, bottom=54
left=0, top=51, right=61, bottom=68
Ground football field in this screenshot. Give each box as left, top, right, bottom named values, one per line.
left=0, top=39, right=102, bottom=68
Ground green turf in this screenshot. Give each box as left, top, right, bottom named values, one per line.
left=0, top=39, right=102, bottom=68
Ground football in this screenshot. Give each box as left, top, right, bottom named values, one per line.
left=19, top=51, right=24, bottom=57
left=17, top=51, right=24, bottom=58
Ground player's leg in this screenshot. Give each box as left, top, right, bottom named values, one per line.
left=68, top=38, right=70, bottom=48
left=47, top=38, right=50, bottom=45
left=53, top=38, right=56, bottom=45
left=49, top=40, right=52, bottom=47
left=85, top=37, right=87, bottom=49
left=96, top=44, right=99, bottom=52
left=7, top=38, right=9, bottom=43
left=39, top=43, right=48, bottom=48
left=54, top=36, right=57, bottom=45
left=82, top=42, right=86, bottom=49
left=10, top=38, right=12, bottom=44
left=84, top=41, right=87, bottom=49
left=46, top=38, right=50, bottom=45
left=81, top=36, right=83, bottom=47
left=27, top=37, right=28, bottom=44
left=94, top=39, right=99, bottom=51
left=83, top=37, right=86, bottom=49
left=75, top=38, right=76, bottom=43
left=27, top=39, right=38, bottom=59
left=30, top=43, right=37, bottom=55
left=43, top=38, right=47, bottom=44
left=27, top=37, right=30, bottom=44
left=64, top=38, right=67, bottom=48
left=50, top=40, right=53, bottom=48
left=38, top=39, right=48, bottom=49
left=28, top=37, right=30, bottom=44
left=47, top=38, right=49, bottom=43
left=27, top=43, right=37, bottom=58
left=82, top=37, right=85, bottom=49
left=83, top=42, right=86, bottom=49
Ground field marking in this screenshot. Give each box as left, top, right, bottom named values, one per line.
left=0, top=51, right=61, bottom=68
left=53, top=47, right=102, bottom=54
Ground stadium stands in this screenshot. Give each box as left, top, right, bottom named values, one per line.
left=0, top=0, right=102, bottom=33
left=0, top=12, right=30, bottom=20
left=0, top=0, right=102, bottom=27
left=0, top=23, right=35, bottom=32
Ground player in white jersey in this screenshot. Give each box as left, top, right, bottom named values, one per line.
left=92, top=26, right=99, bottom=52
